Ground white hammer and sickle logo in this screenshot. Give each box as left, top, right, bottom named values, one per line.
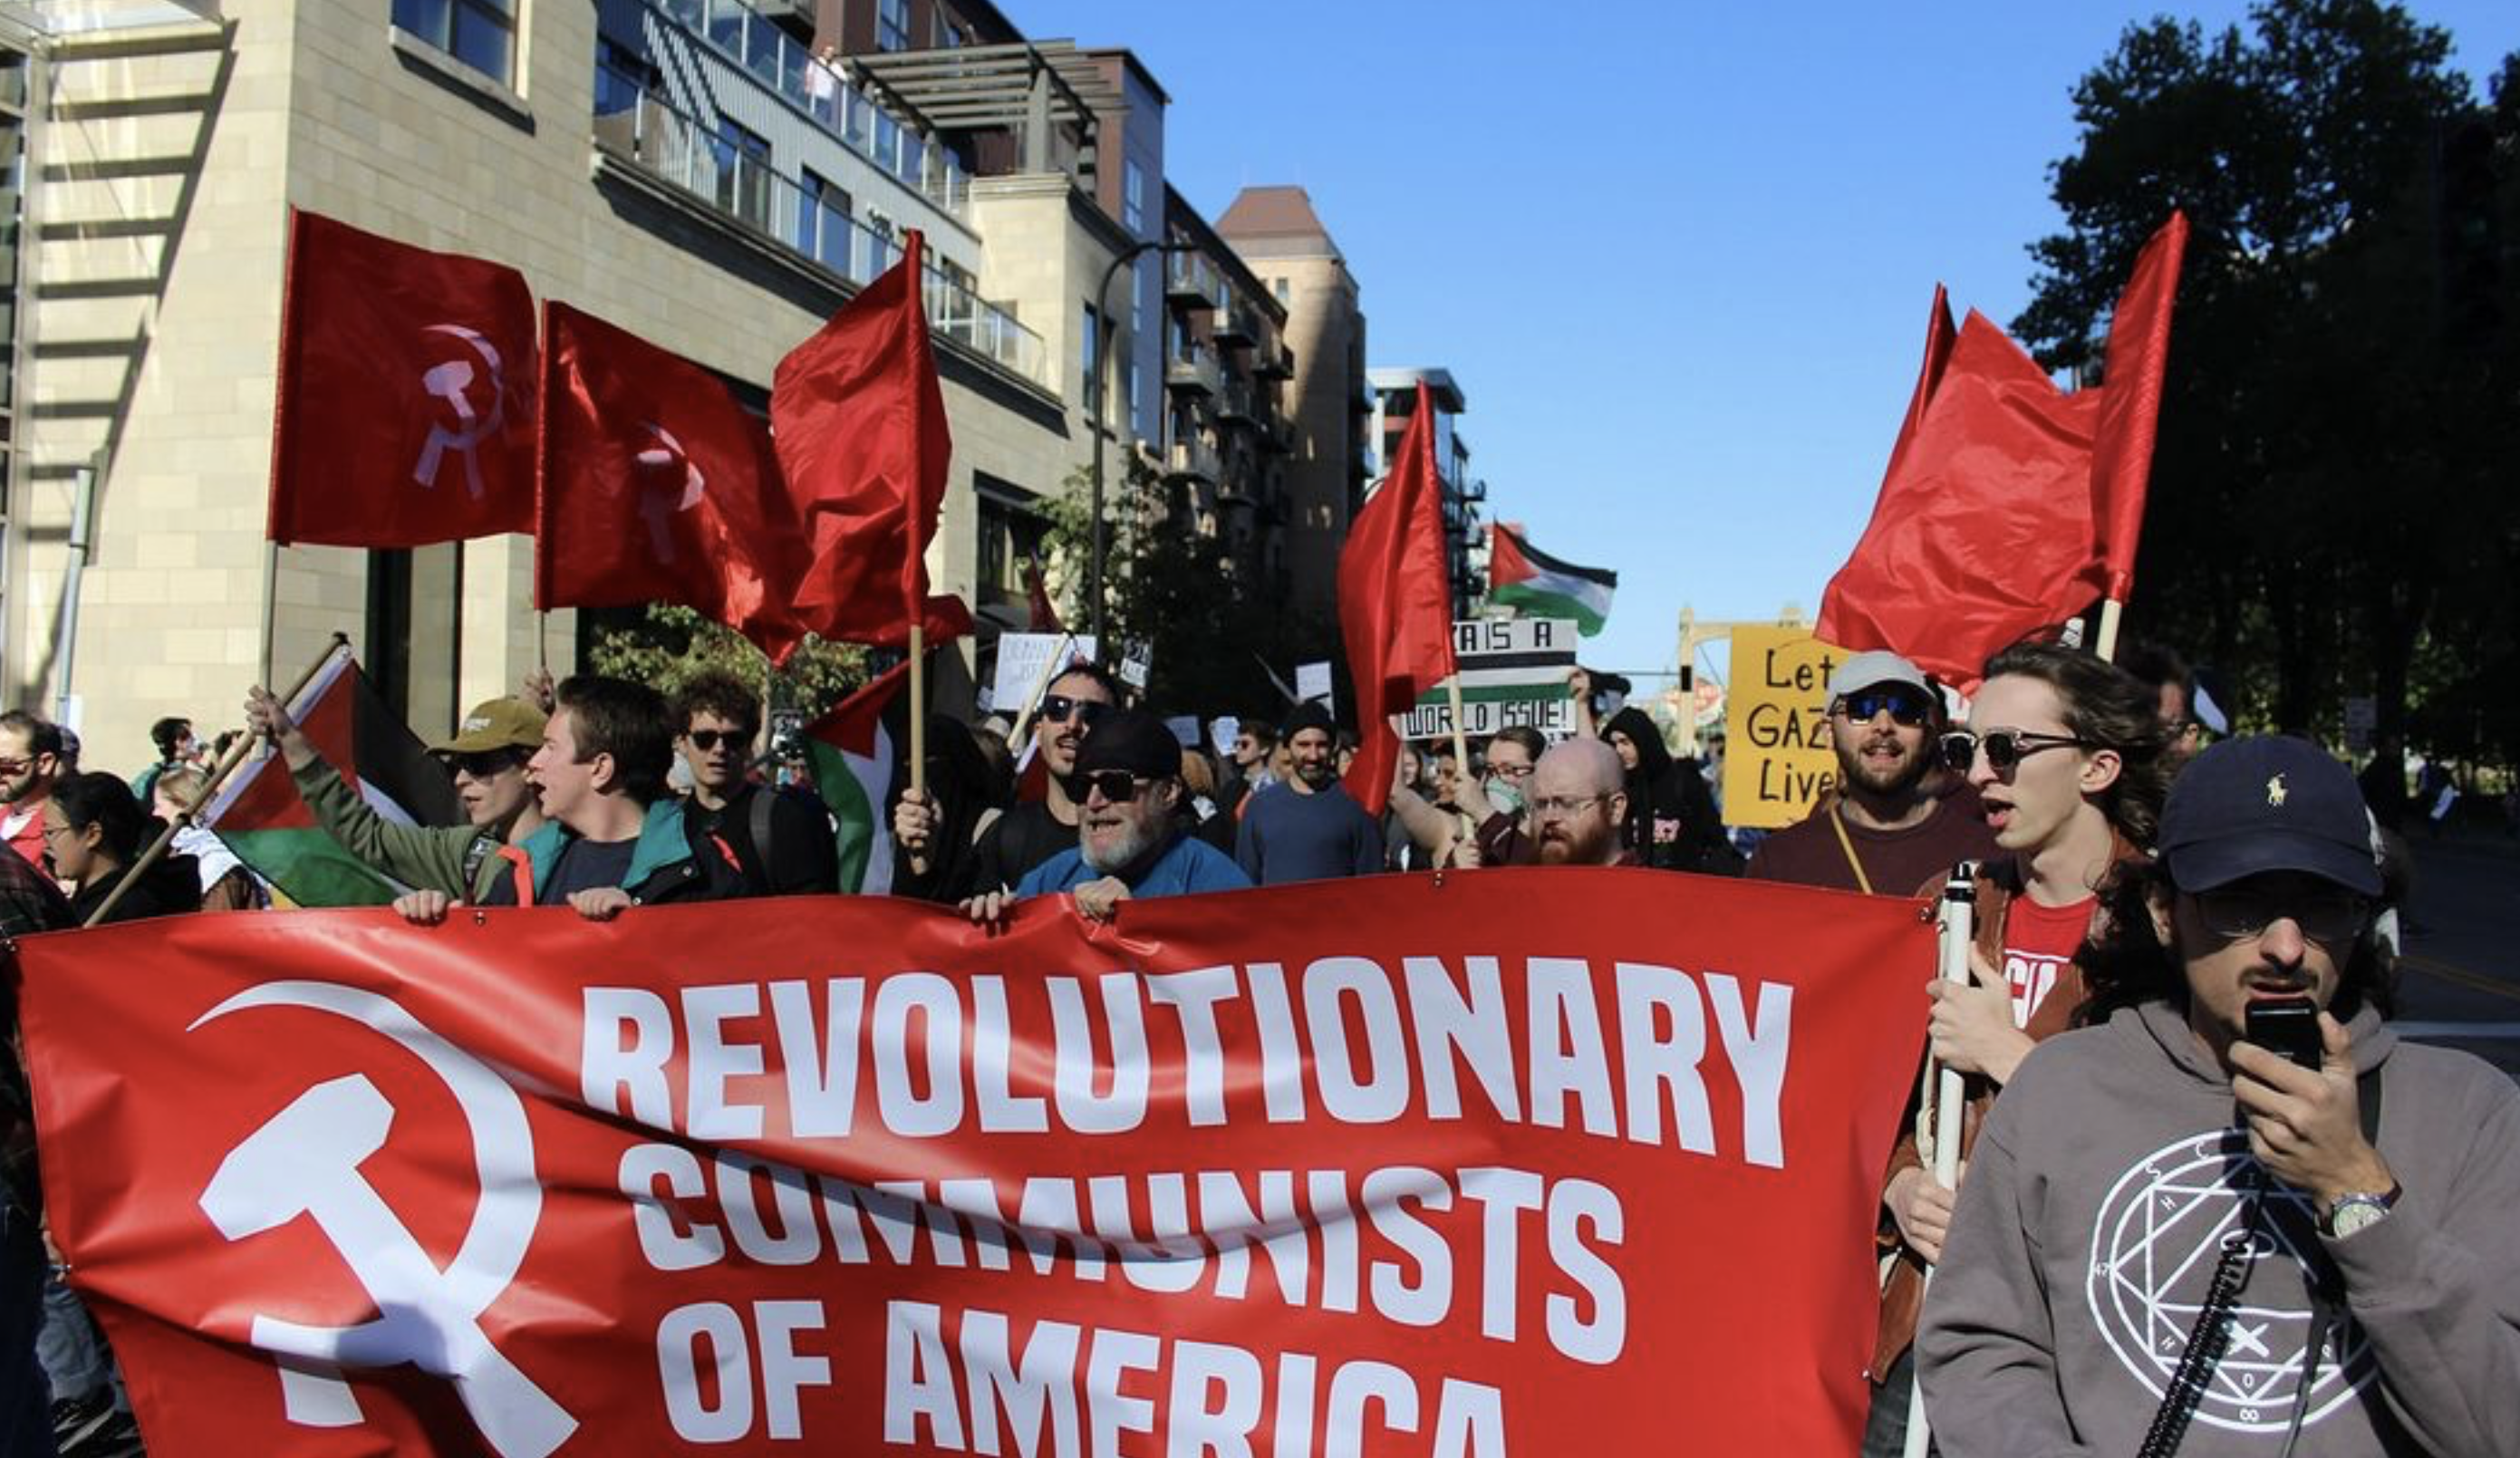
left=413, top=323, right=509, bottom=501
left=191, top=981, right=575, bottom=1458
left=634, top=422, right=708, bottom=565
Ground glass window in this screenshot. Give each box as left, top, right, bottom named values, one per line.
left=1081, top=304, right=1100, bottom=410
left=874, top=111, right=899, bottom=173
left=800, top=169, right=852, bottom=274
left=1273, top=277, right=1290, bottom=303
left=711, top=120, right=772, bottom=231
left=877, top=0, right=912, bottom=53
left=394, top=0, right=517, bottom=88
left=1123, top=160, right=1145, bottom=234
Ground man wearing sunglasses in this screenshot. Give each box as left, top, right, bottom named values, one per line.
left=1749, top=651, right=1995, bottom=896
left=916, top=663, right=1119, bottom=895
left=1922, top=737, right=2520, bottom=1458
left=671, top=673, right=836, bottom=896
left=962, top=709, right=1248, bottom=926
left=1234, top=702, right=1383, bottom=886
left=246, top=686, right=551, bottom=904
left=0, top=711, right=65, bottom=881
left=1870, top=639, right=2171, bottom=1458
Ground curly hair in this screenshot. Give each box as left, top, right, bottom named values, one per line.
left=2075, top=856, right=2396, bottom=1029
left=670, top=671, right=759, bottom=737
left=1981, top=639, right=2176, bottom=846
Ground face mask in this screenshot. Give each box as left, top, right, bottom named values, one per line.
left=1485, top=779, right=1525, bottom=817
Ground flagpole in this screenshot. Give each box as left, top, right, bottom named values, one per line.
left=1902, top=862, right=1979, bottom=1458
left=85, top=632, right=350, bottom=929
left=907, top=623, right=928, bottom=798
left=1444, top=673, right=1476, bottom=849
left=2093, top=596, right=2125, bottom=663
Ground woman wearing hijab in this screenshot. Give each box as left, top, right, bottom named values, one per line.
left=1599, top=707, right=1740, bottom=875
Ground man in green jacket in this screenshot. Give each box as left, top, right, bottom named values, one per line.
left=244, top=688, right=547, bottom=903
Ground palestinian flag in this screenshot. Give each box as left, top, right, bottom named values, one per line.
left=1488, top=525, right=1617, bottom=636
left=804, top=660, right=911, bottom=894
left=200, top=648, right=468, bottom=906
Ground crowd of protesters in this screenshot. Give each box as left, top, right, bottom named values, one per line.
left=1, top=623, right=2515, bottom=1457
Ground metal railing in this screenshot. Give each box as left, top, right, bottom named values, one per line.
left=595, top=81, right=1044, bottom=387
left=650, top=0, right=969, bottom=215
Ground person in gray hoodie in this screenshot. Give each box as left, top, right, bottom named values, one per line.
left=1917, top=736, right=2520, bottom=1457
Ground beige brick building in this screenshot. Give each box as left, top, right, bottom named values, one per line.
left=0, top=0, right=1261, bottom=772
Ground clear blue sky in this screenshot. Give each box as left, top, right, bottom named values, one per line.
left=1021, top=2, right=2519, bottom=690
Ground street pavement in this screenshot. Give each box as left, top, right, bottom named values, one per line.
left=2394, top=830, right=2520, bottom=1079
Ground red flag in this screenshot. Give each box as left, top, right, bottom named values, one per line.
left=1023, top=548, right=1063, bottom=632
left=1815, top=312, right=2103, bottom=688
left=2087, top=211, right=2188, bottom=598
left=267, top=209, right=537, bottom=546
left=535, top=302, right=807, bottom=661
left=1336, top=382, right=1457, bottom=816
left=1885, top=285, right=1959, bottom=485
left=771, top=230, right=951, bottom=646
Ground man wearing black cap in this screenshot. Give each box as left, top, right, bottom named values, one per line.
left=961, top=709, right=1249, bottom=924
left=1919, top=737, right=2520, bottom=1457
left=1234, top=702, right=1382, bottom=885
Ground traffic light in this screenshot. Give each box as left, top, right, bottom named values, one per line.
left=2437, top=116, right=2505, bottom=350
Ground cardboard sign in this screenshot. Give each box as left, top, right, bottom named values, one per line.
left=990, top=632, right=1098, bottom=716
left=1395, top=619, right=1579, bottom=741
left=1294, top=661, right=1334, bottom=709
left=1720, top=627, right=1846, bottom=829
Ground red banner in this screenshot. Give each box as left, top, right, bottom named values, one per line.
left=18, top=871, right=1929, bottom=1455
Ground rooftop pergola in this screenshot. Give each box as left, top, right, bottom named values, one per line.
left=850, top=40, right=1125, bottom=172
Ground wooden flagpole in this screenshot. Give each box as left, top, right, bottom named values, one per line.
left=1901, top=862, right=1980, bottom=1458
left=1445, top=672, right=1477, bottom=847
left=84, top=632, right=350, bottom=928
left=2093, top=596, right=2126, bottom=663
left=908, top=623, right=928, bottom=798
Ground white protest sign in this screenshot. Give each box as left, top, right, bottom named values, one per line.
left=1295, top=661, right=1334, bottom=707
left=1394, top=619, right=1579, bottom=740
left=990, top=633, right=1098, bottom=714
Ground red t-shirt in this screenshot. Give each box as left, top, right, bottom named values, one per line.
left=1999, top=894, right=2093, bottom=1028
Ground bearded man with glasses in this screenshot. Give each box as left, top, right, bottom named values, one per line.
left=1866, top=638, right=2173, bottom=1458
left=1920, top=736, right=2520, bottom=1458
left=1749, top=651, right=1996, bottom=896
left=905, top=663, right=1121, bottom=895
left=961, top=709, right=1248, bottom=927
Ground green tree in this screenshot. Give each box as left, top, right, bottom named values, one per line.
left=1041, top=456, right=1338, bottom=719
left=583, top=603, right=869, bottom=720
left=2018, top=0, right=2518, bottom=771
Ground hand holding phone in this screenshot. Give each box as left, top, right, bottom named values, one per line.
left=2244, top=997, right=2324, bottom=1072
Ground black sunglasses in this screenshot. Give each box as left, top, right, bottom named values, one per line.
left=1837, top=690, right=1932, bottom=727
left=1063, top=769, right=1151, bottom=803
left=445, top=749, right=525, bottom=778
left=1937, top=729, right=2098, bottom=773
left=686, top=728, right=755, bottom=751
left=1038, top=695, right=1111, bottom=728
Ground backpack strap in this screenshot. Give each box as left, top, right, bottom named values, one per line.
left=748, top=786, right=776, bottom=887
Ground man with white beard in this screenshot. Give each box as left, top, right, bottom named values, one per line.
left=962, top=709, right=1249, bottom=926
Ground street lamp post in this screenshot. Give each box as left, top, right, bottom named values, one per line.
left=1088, top=239, right=1186, bottom=650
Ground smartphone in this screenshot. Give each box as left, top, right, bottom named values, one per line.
left=2245, top=997, right=2323, bottom=1071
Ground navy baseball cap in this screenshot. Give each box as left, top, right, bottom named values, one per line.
left=2158, top=736, right=2380, bottom=896
left=1072, top=708, right=1184, bottom=781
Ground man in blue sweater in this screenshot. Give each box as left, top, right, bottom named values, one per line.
left=1234, top=702, right=1383, bottom=885
left=963, top=709, right=1248, bottom=926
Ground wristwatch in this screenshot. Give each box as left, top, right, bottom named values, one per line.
left=2322, top=1183, right=2400, bottom=1239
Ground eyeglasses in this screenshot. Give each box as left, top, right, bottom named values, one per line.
left=1937, top=729, right=2098, bottom=773
left=685, top=729, right=755, bottom=752
left=40, top=820, right=78, bottom=842
left=446, top=749, right=524, bottom=778
left=1064, top=769, right=1151, bottom=803
left=1530, top=794, right=1607, bottom=820
left=1038, top=695, right=1111, bottom=729
left=1838, top=690, right=1932, bottom=727
left=2195, top=885, right=2371, bottom=943
left=1491, top=762, right=1537, bottom=780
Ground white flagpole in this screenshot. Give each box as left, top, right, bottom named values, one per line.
left=1903, top=861, right=1978, bottom=1458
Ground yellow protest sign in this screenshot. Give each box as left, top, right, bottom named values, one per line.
left=1721, top=627, right=1846, bottom=829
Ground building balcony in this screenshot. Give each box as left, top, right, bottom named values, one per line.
left=1212, top=304, right=1256, bottom=346
left=1165, top=345, right=1220, bottom=397
left=1165, top=251, right=1219, bottom=306
left=1214, top=383, right=1259, bottom=426
left=1254, top=343, right=1293, bottom=380
left=1164, top=437, right=1221, bottom=485
left=648, top=0, right=969, bottom=216
left=593, top=81, right=1045, bottom=388
left=1260, top=415, right=1296, bottom=455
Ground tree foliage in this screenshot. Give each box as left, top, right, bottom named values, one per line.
left=1040, top=456, right=1338, bottom=720
left=583, top=603, right=868, bottom=720
left=2019, top=0, right=2519, bottom=771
